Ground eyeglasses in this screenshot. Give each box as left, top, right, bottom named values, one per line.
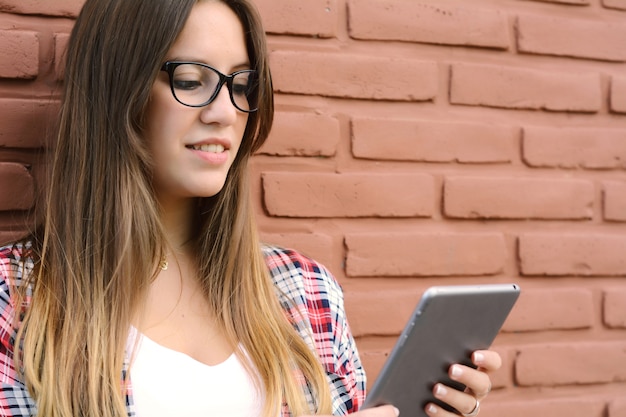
left=160, top=61, right=258, bottom=113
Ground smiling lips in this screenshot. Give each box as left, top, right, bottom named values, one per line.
left=186, top=142, right=230, bottom=164
left=188, top=143, right=225, bottom=153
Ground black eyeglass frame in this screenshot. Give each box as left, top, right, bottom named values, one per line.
left=160, top=61, right=259, bottom=113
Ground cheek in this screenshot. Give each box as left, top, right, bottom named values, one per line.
left=143, top=88, right=180, bottom=148
left=233, top=115, right=250, bottom=151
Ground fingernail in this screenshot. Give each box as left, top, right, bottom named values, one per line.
left=427, top=404, right=438, bottom=414
left=393, top=406, right=400, bottom=416
left=451, top=365, right=463, bottom=378
left=474, top=352, right=485, bottom=364
left=435, top=384, right=448, bottom=397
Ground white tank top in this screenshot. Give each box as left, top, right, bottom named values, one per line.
left=130, top=332, right=266, bottom=417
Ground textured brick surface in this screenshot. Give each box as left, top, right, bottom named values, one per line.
left=270, top=51, right=438, bottom=101
left=0, top=163, right=35, bottom=210
left=54, top=32, right=69, bottom=81
left=0, top=0, right=82, bottom=17
left=481, top=399, right=604, bottom=417
left=611, top=76, right=626, bottom=113
left=523, top=126, right=626, bottom=169
left=260, top=232, right=334, bottom=270
left=352, top=118, right=518, bottom=163
left=517, top=14, right=626, bottom=61
left=0, top=99, right=59, bottom=148
left=348, top=0, right=509, bottom=49
left=444, top=176, right=594, bottom=220
left=255, top=0, right=337, bottom=38
left=604, top=181, right=626, bottom=222
left=344, top=289, right=422, bottom=336
left=604, top=0, right=626, bottom=10
left=450, top=63, right=602, bottom=112
left=519, top=234, right=626, bottom=276
left=504, top=288, right=594, bottom=332
left=259, top=112, right=339, bottom=157
left=345, top=233, right=506, bottom=277
left=262, top=172, right=435, bottom=218
left=516, top=342, right=626, bottom=386
left=603, top=288, right=626, bottom=328
left=0, top=30, right=39, bottom=79
left=527, top=0, right=590, bottom=3
left=609, top=398, right=626, bottom=417
left=0, top=231, right=29, bottom=247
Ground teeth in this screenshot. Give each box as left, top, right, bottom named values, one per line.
left=191, top=144, right=225, bottom=153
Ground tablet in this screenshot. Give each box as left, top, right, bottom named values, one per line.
left=362, top=283, right=520, bottom=415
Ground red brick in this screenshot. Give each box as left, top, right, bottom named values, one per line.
left=259, top=112, right=339, bottom=157
left=270, top=51, right=438, bottom=101
left=450, top=63, right=602, bottom=112
left=604, top=0, right=626, bottom=10
left=54, top=32, right=69, bottom=81
left=523, top=126, right=626, bottom=169
left=262, top=172, right=435, bottom=218
left=0, top=230, right=29, bottom=246
left=609, top=397, right=626, bottom=417
left=611, top=76, right=626, bottom=114
left=503, top=288, right=594, bottom=332
left=344, top=232, right=506, bottom=277
left=604, top=181, right=626, bottom=222
left=0, top=99, right=59, bottom=148
left=516, top=341, right=626, bottom=386
left=517, top=14, right=626, bottom=62
left=352, top=118, right=518, bottom=163
left=344, top=289, right=422, bottom=336
left=603, top=288, right=626, bottom=328
left=0, top=0, right=82, bottom=17
left=348, top=0, right=509, bottom=49
left=0, top=163, right=35, bottom=210
left=481, top=398, right=604, bottom=417
left=255, top=0, right=337, bottom=38
left=260, top=232, right=334, bottom=270
left=359, top=349, right=389, bottom=388
left=0, top=30, right=39, bottom=79
left=444, top=176, right=594, bottom=220
left=519, top=234, right=626, bottom=276
left=524, top=0, right=590, bottom=3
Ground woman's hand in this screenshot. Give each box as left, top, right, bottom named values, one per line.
left=304, top=349, right=500, bottom=417
left=425, top=350, right=501, bottom=416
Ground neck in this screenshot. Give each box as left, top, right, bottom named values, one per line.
left=158, top=196, right=196, bottom=251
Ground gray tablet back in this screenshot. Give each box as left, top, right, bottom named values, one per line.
left=363, top=283, right=520, bottom=416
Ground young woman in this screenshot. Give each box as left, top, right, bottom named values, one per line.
left=0, top=0, right=500, bottom=416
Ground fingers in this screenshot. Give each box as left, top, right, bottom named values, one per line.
left=427, top=383, right=478, bottom=416
left=424, top=350, right=500, bottom=416
left=472, top=350, right=502, bottom=372
left=449, top=363, right=492, bottom=399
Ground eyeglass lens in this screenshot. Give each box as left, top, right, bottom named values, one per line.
left=170, top=63, right=257, bottom=112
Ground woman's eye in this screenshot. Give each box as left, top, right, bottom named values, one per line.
left=232, top=82, right=250, bottom=97
left=173, top=79, right=202, bottom=90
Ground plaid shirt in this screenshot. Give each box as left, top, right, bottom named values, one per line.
left=0, top=243, right=366, bottom=416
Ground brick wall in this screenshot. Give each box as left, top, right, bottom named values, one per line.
left=1, top=0, right=626, bottom=416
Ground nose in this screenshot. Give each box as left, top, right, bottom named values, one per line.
left=199, top=83, right=238, bottom=126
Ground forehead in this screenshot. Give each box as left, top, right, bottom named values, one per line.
left=167, top=1, right=249, bottom=69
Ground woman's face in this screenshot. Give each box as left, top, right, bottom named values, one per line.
left=144, top=0, right=250, bottom=203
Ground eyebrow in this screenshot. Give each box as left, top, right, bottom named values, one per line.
left=166, top=56, right=251, bottom=71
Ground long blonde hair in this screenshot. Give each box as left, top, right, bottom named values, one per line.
left=16, top=0, right=332, bottom=415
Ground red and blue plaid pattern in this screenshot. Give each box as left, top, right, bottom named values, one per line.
left=0, top=243, right=366, bottom=416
